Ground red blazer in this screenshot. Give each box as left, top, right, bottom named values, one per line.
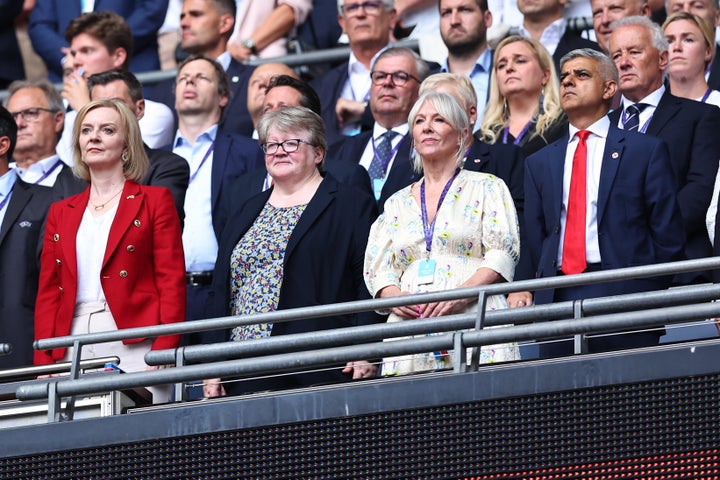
left=34, top=180, right=186, bottom=365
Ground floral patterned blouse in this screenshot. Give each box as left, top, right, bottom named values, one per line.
left=229, top=202, right=306, bottom=341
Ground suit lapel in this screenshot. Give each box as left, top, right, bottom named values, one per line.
left=381, top=133, right=416, bottom=201
left=596, top=126, right=625, bottom=226
left=645, top=92, right=679, bottom=136
left=104, top=181, right=143, bottom=268
left=0, top=179, right=32, bottom=245
left=548, top=137, right=567, bottom=223
left=211, top=131, right=230, bottom=211
left=284, top=178, right=335, bottom=262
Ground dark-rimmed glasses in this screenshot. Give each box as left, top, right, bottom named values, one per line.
left=370, top=70, right=421, bottom=86
left=9, top=107, right=56, bottom=123
left=341, top=1, right=383, bottom=16
left=261, top=138, right=315, bottom=155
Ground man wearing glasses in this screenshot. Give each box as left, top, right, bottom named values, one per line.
left=311, top=0, right=396, bottom=144
left=325, top=47, right=428, bottom=212
left=4, top=80, right=86, bottom=198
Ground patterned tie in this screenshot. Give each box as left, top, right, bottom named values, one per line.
left=562, top=130, right=591, bottom=275
left=623, top=103, right=646, bottom=132
left=367, top=130, right=398, bottom=181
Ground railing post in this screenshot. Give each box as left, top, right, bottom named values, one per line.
left=47, top=381, right=61, bottom=423
left=452, top=331, right=466, bottom=373
left=469, top=290, right=488, bottom=371
left=175, top=347, right=186, bottom=402
left=63, top=338, right=83, bottom=421
left=572, top=300, right=588, bottom=354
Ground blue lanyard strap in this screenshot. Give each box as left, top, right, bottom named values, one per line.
left=420, top=169, right=460, bottom=254
left=188, top=142, right=215, bottom=184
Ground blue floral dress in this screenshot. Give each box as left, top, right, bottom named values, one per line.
left=364, top=170, right=521, bottom=375
left=229, top=202, right=306, bottom=341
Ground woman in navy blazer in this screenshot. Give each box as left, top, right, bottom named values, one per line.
left=34, top=99, right=185, bottom=402
left=203, top=107, right=380, bottom=398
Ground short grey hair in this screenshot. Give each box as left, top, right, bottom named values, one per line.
left=257, top=106, right=327, bottom=170
left=611, top=15, right=669, bottom=52
left=337, top=0, right=395, bottom=15
left=374, top=46, right=430, bottom=82
left=560, top=48, right=619, bottom=83
left=5, top=79, right=65, bottom=113
left=408, top=91, right=469, bottom=173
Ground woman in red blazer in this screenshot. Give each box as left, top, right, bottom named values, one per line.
left=34, top=99, right=185, bottom=403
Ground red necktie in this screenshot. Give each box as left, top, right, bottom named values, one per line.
left=562, top=130, right=590, bottom=275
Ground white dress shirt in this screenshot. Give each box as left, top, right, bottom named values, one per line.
left=557, top=116, right=610, bottom=267
left=359, top=123, right=409, bottom=175
left=339, top=47, right=387, bottom=136
left=519, top=18, right=566, bottom=56
left=618, top=85, right=665, bottom=133
left=12, top=154, right=64, bottom=186
left=173, top=125, right=218, bottom=272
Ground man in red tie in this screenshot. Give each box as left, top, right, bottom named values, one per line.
left=518, top=48, right=685, bottom=357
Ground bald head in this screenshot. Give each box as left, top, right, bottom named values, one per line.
left=247, top=63, right=298, bottom=127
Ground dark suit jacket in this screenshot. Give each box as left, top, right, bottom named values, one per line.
left=28, top=0, right=168, bottom=82
left=0, top=179, right=56, bottom=369
left=609, top=91, right=720, bottom=281
left=552, top=30, right=601, bottom=75
left=206, top=175, right=381, bottom=395
left=326, top=129, right=420, bottom=213
left=148, top=59, right=256, bottom=138
left=53, top=164, right=87, bottom=199
left=215, top=153, right=375, bottom=239
left=34, top=180, right=185, bottom=364
left=524, top=124, right=685, bottom=305
left=144, top=145, right=189, bottom=225
left=0, top=0, right=25, bottom=89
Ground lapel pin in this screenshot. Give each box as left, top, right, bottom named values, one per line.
left=611, top=152, right=619, bottom=159
left=19, top=221, right=31, bottom=228
left=126, top=195, right=135, bottom=199
left=473, top=158, right=481, bottom=163
left=232, top=76, right=239, bottom=83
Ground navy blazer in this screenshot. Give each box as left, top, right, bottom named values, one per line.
left=708, top=43, right=720, bottom=91
left=609, top=91, right=720, bottom=281
left=0, top=180, right=56, bottom=368
left=144, top=145, right=189, bottom=226
left=524, top=124, right=685, bottom=305
left=206, top=175, right=381, bottom=394
left=215, top=152, right=375, bottom=239
left=53, top=164, right=87, bottom=199
left=0, top=0, right=25, bottom=88
left=326, top=130, right=420, bottom=213
left=28, top=0, right=168, bottom=81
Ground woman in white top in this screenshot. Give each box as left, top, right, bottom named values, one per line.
left=663, top=12, right=720, bottom=108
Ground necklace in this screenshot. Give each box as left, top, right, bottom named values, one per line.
left=90, top=186, right=123, bottom=211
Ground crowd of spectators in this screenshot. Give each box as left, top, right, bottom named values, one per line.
left=1, top=0, right=720, bottom=401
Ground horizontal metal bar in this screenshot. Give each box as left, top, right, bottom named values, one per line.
left=0, top=356, right=120, bottom=381
left=34, top=257, right=720, bottom=352
left=17, top=301, right=720, bottom=401
left=145, top=283, right=720, bottom=365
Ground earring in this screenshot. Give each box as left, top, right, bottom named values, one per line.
left=121, top=151, right=129, bottom=163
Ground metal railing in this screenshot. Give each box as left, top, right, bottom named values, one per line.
left=13, top=257, right=720, bottom=420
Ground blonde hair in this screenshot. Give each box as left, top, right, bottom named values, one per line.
left=420, top=73, right=477, bottom=111
left=479, top=35, right=562, bottom=144
left=72, top=99, right=149, bottom=182
left=663, top=11, right=716, bottom=66
left=408, top=91, right=469, bottom=173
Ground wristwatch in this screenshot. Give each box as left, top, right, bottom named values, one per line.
left=241, top=38, right=258, bottom=55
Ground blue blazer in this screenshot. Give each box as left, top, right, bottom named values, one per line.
left=326, top=130, right=419, bottom=213
left=609, top=91, right=720, bottom=281
left=206, top=175, right=381, bottom=394
left=0, top=180, right=57, bottom=368
left=524, top=123, right=685, bottom=305
left=28, top=0, right=168, bottom=81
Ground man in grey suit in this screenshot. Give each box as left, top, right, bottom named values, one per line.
left=0, top=105, right=57, bottom=369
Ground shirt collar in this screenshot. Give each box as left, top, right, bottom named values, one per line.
left=519, top=18, right=566, bottom=47
left=216, top=51, right=231, bottom=71
left=347, top=44, right=390, bottom=76
left=373, top=122, right=409, bottom=140
left=0, top=168, right=18, bottom=198
left=568, top=115, right=610, bottom=141
left=174, top=124, right=219, bottom=148
left=13, top=154, right=61, bottom=176
left=620, top=84, right=665, bottom=110
left=441, top=48, right=492, bottom=74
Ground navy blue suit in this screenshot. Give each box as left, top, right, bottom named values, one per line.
left=0, top=180, right=57, bottom=369
left=525, top=123, right=685, bottom=302
left=707, top=43, right=720, bottom=91
left=206, top=175, right=382, bottom=395
left=326, top=130, right=420, bottom=213
left=609, top=91, right=720, bottom=283
left=524, top=123, right=685, bottom=354
left=28, top=0, right=168, bottom=82
left=552, top=31, right=601, bottom=77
